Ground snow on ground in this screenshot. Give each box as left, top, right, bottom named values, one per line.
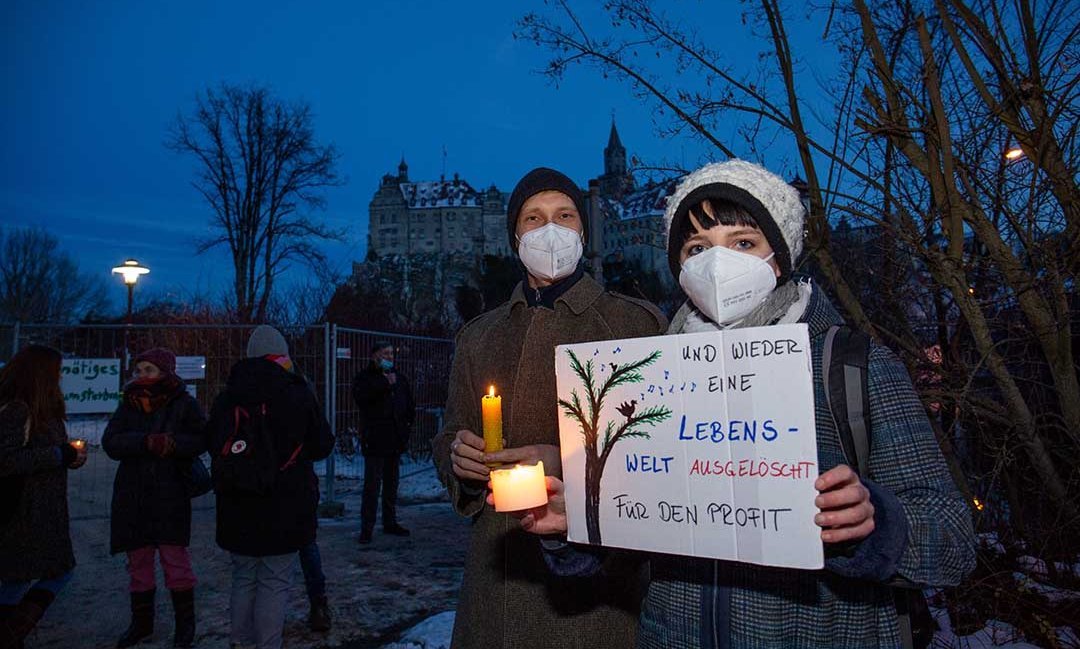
left=380, top=611, right=454, bottom=649
left=26, top=452, right=466, bottom=649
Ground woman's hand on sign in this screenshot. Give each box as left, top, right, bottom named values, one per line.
left=487, top=476, right=568, bottom=535
left=449, top=429, right=489, bottom=482
left=814, top=464, right=875, bottom=543
left=483, top=443, right=562, bottom=476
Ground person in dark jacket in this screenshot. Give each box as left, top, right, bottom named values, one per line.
left=208, top=325, right=334, bottom=649
left=0, top=345, right=87, bottom=649
left=102, top=347, right=206, bottom=648
left=352, top=341, right=414, bottom=543
left=433, top=167, right=667, bottom=649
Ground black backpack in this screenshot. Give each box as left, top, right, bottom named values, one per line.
left=211, top=400, right=303, bottom=496
left=822, top=325, right=935, bottom=649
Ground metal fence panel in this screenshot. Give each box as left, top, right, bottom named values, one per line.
left=331, top=326, right=454, bottom=480
left=3, top=322, right=453, bottom=520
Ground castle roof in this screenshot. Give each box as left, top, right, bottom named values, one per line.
left=399, top=176, right=484, bottom=209
left=602, top=176, right=681, bottom=221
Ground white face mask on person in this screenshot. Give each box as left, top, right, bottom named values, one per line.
left=517, top=223, right=584, bottom=282
left=679, top=246, right=777, bottom=325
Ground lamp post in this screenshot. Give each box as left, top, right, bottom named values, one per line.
left=111, top=259, right=149, bottom=373
left=111, top=259, right=149, bottom=323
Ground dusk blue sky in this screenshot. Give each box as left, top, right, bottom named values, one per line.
left=1, top=1, right=832, bottom=312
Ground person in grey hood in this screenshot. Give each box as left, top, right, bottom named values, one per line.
left=208, top=325, right=334, bottom=649
left=504, top=160, right=975, bottom=649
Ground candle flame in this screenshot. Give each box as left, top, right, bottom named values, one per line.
left=488, top=385, right=495, bottom=398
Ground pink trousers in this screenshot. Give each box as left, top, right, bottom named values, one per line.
left=126, top=545, right=196, bottom=592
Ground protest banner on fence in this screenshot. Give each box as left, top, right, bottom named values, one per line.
left=61, top=358, right=121, bottom=414
left=555, top=323, right=823, bottom=570
left=175, top=356, right=206, bottom=380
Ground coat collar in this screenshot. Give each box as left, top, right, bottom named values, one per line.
left=510, top=273, right=605, bottom=316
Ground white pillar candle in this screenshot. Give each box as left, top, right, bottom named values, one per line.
left=490, top=461, right=549, bottom=512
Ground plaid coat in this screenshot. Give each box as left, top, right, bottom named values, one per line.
left=638, top=285, right=975, bottom=649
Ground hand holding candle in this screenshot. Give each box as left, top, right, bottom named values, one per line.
left=481, top=385, right=503, bottom=454
left=69, top=439, right=88, bottom=469
left=490, top=461, right=549, bottom=512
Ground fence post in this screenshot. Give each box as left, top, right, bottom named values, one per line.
left=318, top=322, right=345, bottom=518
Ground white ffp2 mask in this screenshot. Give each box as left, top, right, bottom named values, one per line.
left=517, top=223, right=583, bottom=282
left=679, top=246, right=777, bottom=325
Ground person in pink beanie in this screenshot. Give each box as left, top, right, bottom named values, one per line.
left=103, top=347, right=207, bottom=648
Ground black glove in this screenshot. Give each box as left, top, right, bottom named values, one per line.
left=59, top=443, right=79, bottom=468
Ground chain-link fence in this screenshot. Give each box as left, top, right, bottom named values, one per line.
left=330, top=327, right=454, bottom=481
left=2, top=322, right=454, bottom=519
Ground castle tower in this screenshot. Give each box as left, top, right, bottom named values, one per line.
left=604, top=119, right=626, bottom=178
left=398, top=155, right=409, bottom=182
left=597, top=119, right=631, bottom=198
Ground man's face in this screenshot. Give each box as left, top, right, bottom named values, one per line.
left=373, top=346, right=394, bottom=365
left=515, top=190, right=583, bottom=241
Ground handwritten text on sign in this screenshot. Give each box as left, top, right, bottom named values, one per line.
left=61, top=358, right=121, bottom=414
left=555, top=324, right=823, bottom=570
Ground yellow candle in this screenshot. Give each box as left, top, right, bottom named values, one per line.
left=490, top=461, right=549, bottom=512
left=481, top=385, right=503, bottom=454
left=71, top=439, right=86, bottom=450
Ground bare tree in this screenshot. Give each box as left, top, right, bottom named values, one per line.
left=0, top=227, right=108, bottom=323
left=169, top=83, right=344, bottom=323
left=264, top=265, right=344, bottom=327
left=519, top=4, right=1080, bottom=636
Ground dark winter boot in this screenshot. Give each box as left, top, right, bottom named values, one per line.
left=170, top=588, right=195, bottom=648
left=1, top=588, right=56, bottom=649
left=307, top=595, right=331, bottom=632
left=116, top=589, right=155, bottom=648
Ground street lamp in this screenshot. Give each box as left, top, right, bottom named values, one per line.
left=112, top=259, right=148, bottom=376
left=1004, top=147, right=1025, bottom=162
left=111, top=259, right=149, bottom=323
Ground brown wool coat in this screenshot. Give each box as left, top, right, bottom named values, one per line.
left=433, top=275, right=667, bottom=649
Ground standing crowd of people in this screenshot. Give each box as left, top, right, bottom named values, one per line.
left=1, top=159, right=976, bottom=649
left=0, top=325, right=339, bottom=649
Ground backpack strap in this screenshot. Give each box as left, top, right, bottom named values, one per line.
left=823, top=325, right=871, bottom=477
left=824, top=325, right=922, bottom=649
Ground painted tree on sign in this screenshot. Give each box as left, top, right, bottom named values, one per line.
left=559, top=348, right=671, bottom=544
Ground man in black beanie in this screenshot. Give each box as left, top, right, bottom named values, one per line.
left=431, top=166, right=668, bottom=649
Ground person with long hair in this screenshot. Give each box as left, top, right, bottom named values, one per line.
left=0, top=345, right=87, bottom=649
left=102, top=348, right=206, bottom=648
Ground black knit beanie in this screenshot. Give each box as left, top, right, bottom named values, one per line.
left=505, top=167, right=589, bottom=250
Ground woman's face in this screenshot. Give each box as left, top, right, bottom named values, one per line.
left=132, top=361, right=163, bottom=382
left=678, top=207, right=780, bottom=278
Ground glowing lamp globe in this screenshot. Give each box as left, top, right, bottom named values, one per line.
left=112, top=259, right=150, bottom=285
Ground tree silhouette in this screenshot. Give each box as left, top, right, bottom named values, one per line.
left=559, top=348, right=671, bottom=544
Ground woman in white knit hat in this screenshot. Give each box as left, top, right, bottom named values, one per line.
left=503, top=159, right=975, bottom=649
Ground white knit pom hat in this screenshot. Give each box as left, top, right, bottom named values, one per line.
left=663, top=159, right=806, bottom=283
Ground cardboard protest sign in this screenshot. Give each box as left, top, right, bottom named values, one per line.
left=555, top=323, right=823, bottom=570
left=62, top=358, right=121, bottom=414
